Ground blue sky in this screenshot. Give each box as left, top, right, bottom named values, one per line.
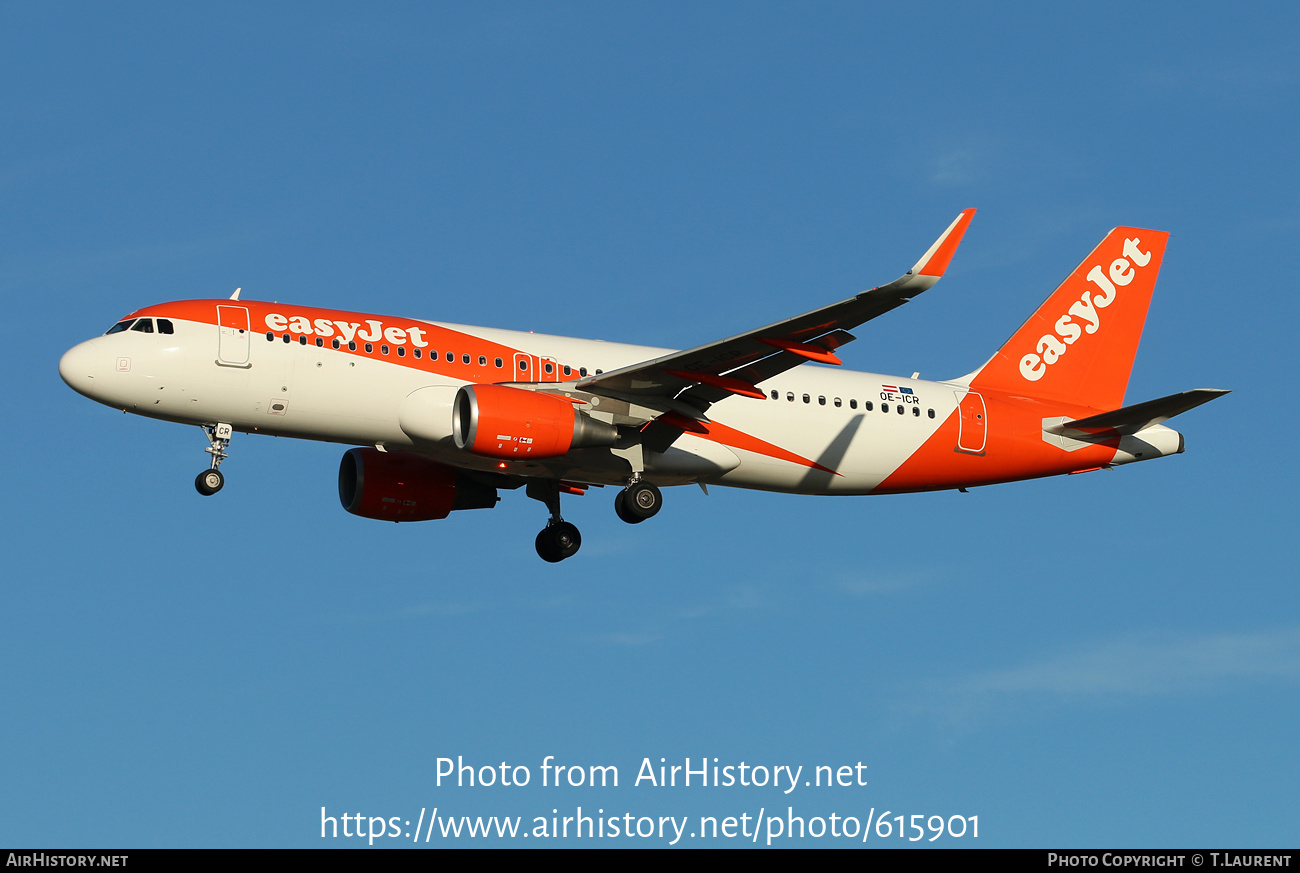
left=3, top=2, right=1297, bottom=848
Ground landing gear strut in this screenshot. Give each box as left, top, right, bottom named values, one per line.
left=195, top=423, right=232, bottom=496
left=615, top=479, right=662, bottom=524
left=527, top=481, right=581, bottom=563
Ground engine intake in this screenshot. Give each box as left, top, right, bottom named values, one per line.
left=453, top=384, right=618, bottom=459
left=338, top=447, right=498, bottom=521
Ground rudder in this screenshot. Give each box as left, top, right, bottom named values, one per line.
left=968, top=227, right=1169, bottom=411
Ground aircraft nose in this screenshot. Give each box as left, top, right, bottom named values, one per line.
left=59, top=341, right=100, bottom=396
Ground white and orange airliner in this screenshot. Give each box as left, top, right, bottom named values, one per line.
left=59, top=210, right=1225, bottom=561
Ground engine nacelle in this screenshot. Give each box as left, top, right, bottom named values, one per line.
left=398, top=385, right=461, bottom=445
left=338, top=447, right=498, bottom=522
left=453, top=384, right=618, bottom=459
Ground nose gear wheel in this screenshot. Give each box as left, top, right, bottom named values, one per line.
left=195, top=469, right=224, bottom=495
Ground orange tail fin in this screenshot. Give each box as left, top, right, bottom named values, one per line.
left=969, top=227, right=1169, bottom=411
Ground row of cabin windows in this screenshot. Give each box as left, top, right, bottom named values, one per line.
left=263, top=331, right=600, bottom=377
left=105, top=318, right=175, bottom=335
left=100, top=320, right=922, bottom=413
left=258, top=330, right=923, bottom=411
left=769, top=388, right=935, bottom=419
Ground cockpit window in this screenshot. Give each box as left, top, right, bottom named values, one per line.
left=130, top=318, right=154, bottom=333
left=106, top=319, right=135, bottom=334
left=157, top=319, right=174, bottom=335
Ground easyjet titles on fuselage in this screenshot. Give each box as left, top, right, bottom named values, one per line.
left=263, top=312, right=429, bottom=348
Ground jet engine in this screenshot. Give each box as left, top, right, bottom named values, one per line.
left=338, top=447, right=498, bottom=521
left=453, top=384, right=618, bottom=459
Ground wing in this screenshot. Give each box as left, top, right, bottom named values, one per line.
left=574, top=208, right=976, bottom=419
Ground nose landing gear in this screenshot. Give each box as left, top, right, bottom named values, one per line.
left=195, top=423, right=232, bottom=496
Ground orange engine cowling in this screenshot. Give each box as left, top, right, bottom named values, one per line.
left=453, top=384, right=619, bottom=459
left=338, top=447, right=498, bottom=522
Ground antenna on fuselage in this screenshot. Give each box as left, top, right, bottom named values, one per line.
left=230, top=287, right=242, bottom=300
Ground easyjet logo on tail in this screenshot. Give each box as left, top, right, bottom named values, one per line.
left=1019, top=237, right=1152, bottom=382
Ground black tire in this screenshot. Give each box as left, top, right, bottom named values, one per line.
left=614, top=490, right=645, bottom=525
left=195, top=469, right=224, bottom=496
left=550, top=521, right=581, bottom=559
left=535, top=523, right=581, bottom=562
left=621, top=481, right=662, bottom=520
left=535, top=529, right=562, bottom=563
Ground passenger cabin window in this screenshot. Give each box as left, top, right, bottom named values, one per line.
left=495, top=358, right=504, bottom=368
left=850, top=399, right=858, bottom=409
left=130, top=319, right=154, bottom=333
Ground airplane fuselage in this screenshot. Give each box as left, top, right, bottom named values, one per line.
left=58, top=213, right=1218, bottom=562
left=59, top=297, right=1173, bottom=499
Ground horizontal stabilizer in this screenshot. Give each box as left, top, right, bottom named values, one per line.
left=1049, top=389, right=1230, bottom=439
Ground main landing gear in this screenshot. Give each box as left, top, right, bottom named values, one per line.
left=195, top=423, right=232, bottom=496
left=614, top=479, right=662, bottom=524
left=527, top=481, right=582, bottom=563
left=524, top=477, right=664, bottom=563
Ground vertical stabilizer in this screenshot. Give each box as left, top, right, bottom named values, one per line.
left=969, top=228, right=1169, bottom=411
